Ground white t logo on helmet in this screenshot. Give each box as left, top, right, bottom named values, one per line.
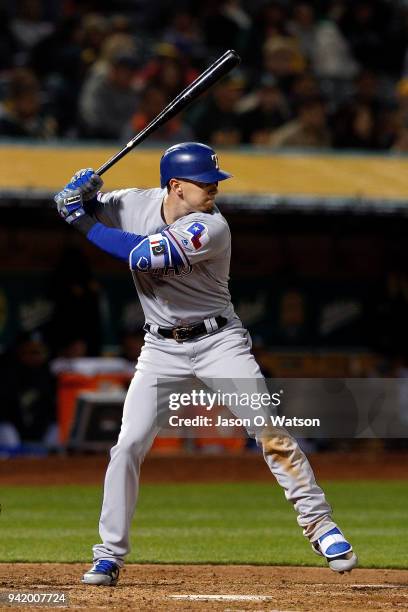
left=211, top=154, right=219, bottom=169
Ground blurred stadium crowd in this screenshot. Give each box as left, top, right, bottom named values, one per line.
left=2, top=0, right=408, bottom=149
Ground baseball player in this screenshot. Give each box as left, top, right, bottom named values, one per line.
left=54, top=142, right=357, bottom=586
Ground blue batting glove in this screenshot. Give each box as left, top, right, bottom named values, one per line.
left=54, top=187, right=86, bottom=224
left=68, top=168, right=103, bottom=201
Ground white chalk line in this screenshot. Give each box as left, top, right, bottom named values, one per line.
left=312, top=583, right=406, bottom=589
left=170, top=594, right=276, bottom=601
left=169, top=586, right=407, bottom=603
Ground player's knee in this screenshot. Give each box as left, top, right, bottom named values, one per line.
left=260, top=432, right=297, bottom=455
left=112, top=434, right=150, bottom=459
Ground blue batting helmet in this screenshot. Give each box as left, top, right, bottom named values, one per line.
left=160, top=142, right=232, bottom=188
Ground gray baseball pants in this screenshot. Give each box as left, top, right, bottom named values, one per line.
left=93, top=319, right=336, bottom=565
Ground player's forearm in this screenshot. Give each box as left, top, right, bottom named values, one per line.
left=73, top=215, right=185, bottom=271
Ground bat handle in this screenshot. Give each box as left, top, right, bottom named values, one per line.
left=97, top=143, right=132, bottom=176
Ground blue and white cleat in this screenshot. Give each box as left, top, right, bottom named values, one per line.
left=81, top=560, right=120, bottom=586
left=312, top=527, right=358, bottom=573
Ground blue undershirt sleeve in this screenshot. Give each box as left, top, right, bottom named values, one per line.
left=86, top=222, right=144, bottom=262
left=84, top=222, right=186, bottom=270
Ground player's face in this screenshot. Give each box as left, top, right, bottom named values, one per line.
left=178, top=179, right=219, bottom=213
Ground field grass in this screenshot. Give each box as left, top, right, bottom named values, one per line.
left=0, top=481, right=406, bottom=568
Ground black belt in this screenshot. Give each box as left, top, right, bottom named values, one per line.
left=144, top=316, right=227, bottom=343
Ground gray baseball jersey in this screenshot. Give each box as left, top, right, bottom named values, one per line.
left=95, top=187, right=235, bottom=327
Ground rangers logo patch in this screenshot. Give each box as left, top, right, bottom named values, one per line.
left=184, top=222, right=209, bottom=250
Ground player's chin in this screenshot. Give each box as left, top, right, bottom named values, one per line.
left=201, top=198, right=216, bottom=212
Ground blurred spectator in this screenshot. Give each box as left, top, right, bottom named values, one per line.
left=79, top=13, right=110, bottom=70
left=331, top=71, right=387, bottom=149
left=188, top=74, right=244, bottom=145
left=201, top=0, right=252, bottom=57
left=49, top=247, right=102, bottom=356
left=240, top=76, right=290, bottom=144
left=30, top=16, right=85, bottom=81
left=262, top=36, right=306, bottom=96
left=10, top=0, right=54, bottom=57
left=0, top=0, right=406, bottom=149
left=139, top=43, right=198, bottom=100
left=311, top=2, right=359, bottom=81
left=0, top=332, right=57, bottom=448
left=0, top=68, right=57, bottom=138
left=95, top=32, right=139, bottom=76
left=163, top=10, right=206, bottom=60
left=79, top=49, right=140, bottom=139
left=125, top=85, right=192, bottom=142
left=246, top=1, right=290, bottom=67
left=289, top=1, right=318, bottom=62
left=270, top=96, right=331, bottom=148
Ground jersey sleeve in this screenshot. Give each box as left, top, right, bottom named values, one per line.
left=165, top=214, right=229, bottom=265
left=90, top=190, right=123, bottom=227
left=89, top=189, right=145, bottom=230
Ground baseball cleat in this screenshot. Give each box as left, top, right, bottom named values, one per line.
left=81, top=559, right=120, bottom=586
left=312, top=527, right=358, bottom=573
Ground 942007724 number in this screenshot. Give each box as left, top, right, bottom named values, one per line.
left=0, top=592, right=68, bottom=605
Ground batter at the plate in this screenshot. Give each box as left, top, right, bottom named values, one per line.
left=53, top=142, right=358, bottom=586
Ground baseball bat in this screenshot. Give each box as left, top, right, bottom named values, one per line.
left=96, top=49, right=241, bottom=176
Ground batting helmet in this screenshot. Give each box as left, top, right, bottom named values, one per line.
left=160, top=142, right=232, bottom=188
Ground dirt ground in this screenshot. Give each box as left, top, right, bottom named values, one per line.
left=0, top=564, right=407, bottom=611
left=1, top=450, right=407, bottom=486
left=1, top=452, right=407, bottom=611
